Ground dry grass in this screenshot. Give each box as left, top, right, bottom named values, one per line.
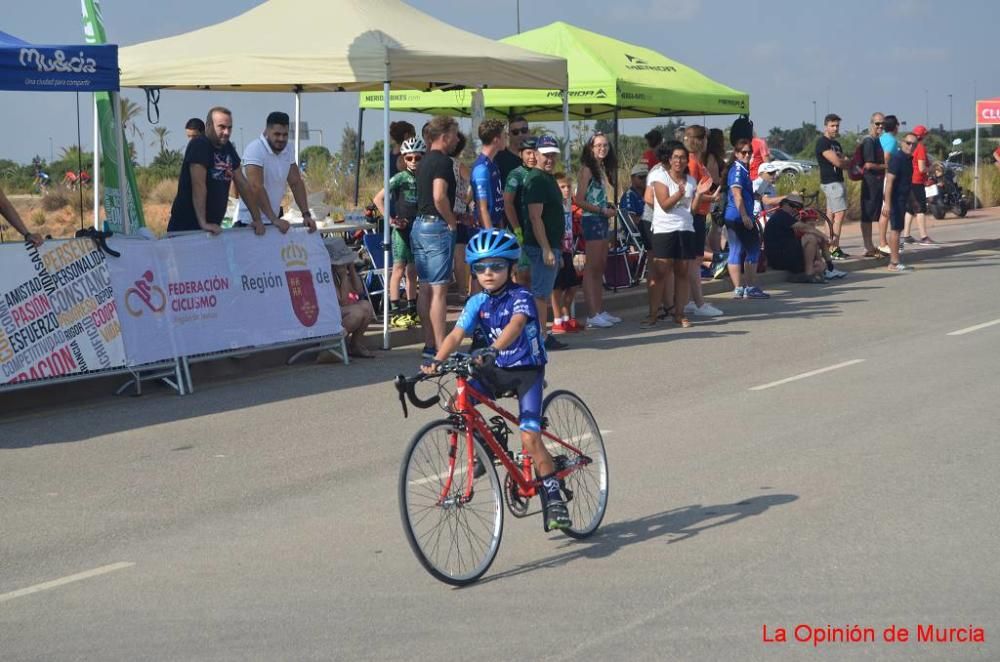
left=41, top=186, right=72, bottom=212
left=149, top=178, right=178, bottom=205
left=29, top=209, right=47, bottom=227
left=959, top=166, right=1000, bottom=208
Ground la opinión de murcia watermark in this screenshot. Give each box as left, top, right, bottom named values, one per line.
left=762, top=624, right=985, bottom=647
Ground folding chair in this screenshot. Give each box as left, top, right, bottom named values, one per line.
left=360, top=232, right=389, bottom=319
left=616, top=207, right=647, bottom=283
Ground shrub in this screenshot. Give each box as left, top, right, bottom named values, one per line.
left=959, top=166, right=1000, bottom=208
left=30, top=209, right=47, bottom=227
left=150, top=178, right=179, bottom=205
left=41, top=186, right=71, bottom=212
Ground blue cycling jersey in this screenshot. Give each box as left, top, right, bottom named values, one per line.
left=456, top=284, right=546, bottom=367
left=724, top=161, right=754, bottom=221
left=470, top=154, right=505, bottom=228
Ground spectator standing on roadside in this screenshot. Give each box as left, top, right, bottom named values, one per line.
left=903, top=124, right=935, bottom=246
left=523, top=136, right=569, bottom=351
left=882, top=133, right=917, bottom=272
left=413, top=116, right=460, bottom=359
left=642, top=129, right=663, bottom=170
left=814, top=113, right=851, bottom=259
left=168, top=107, right=261, bottom=234
left=725, top=139, right=769, bottom=299
left=388, top=121, right=416, bottom=179
left=551, top=172, right=582, bottom=335
left=642, top=141, right=714, bottom=329
left=503, top=139, right=538, bottom=286
left=185, top=118, right=205, bottom=141
left=642, top=160, right=673, bottom=318
left=495, top=116, right=529, bottom=184
left=451, top=132, right=474, bottom=300
left=470, top=119, right=507, bottom=231
left=705, top=128, right=727, bottom=261
left=234, top=111, right=317, bottom=235
left=575, top=132, right=620, bottom=328
left=749, top=130, right=772, bottom=180
left=0, top=184, right=44, bottom=247
left=373, top=137, right=425, bottom=329
left=878, top=115, right=901, bottom=255
left=683, top=125, right=723, bottom=317
left=858, top=112, right=887, bottom=257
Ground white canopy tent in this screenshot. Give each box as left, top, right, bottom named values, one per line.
left=119, top=0, right=569, bottom=348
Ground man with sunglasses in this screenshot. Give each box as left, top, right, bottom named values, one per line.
left=903, top=125, right=934, bottom=246
left=859, top=112, right=887, bottom=257
left=495, top=115, right=530, bottom=184
left=881, top=134, right=917, bottom=272
left=815, top=114, right=852, bottom=259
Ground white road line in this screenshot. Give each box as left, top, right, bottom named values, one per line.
left=0, top=562, right=135, bottom=604
left=947, top=318, right=1000, bottom=336
left=749, top=359, right=865, bottom=392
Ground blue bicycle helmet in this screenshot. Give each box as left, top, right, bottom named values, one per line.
left=465, top=228, right=521, bottom=264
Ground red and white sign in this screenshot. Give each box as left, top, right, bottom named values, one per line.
left=107, top=229, right=343, bottom=366
left=975, top=98, right=1000, bottom=125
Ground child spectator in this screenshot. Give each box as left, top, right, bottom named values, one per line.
left=551, top=172, right=582, bottom=334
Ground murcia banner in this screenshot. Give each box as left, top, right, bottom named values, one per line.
left=107, top=230, right=343, bottom=366
left=0, top=239, right=125, bottom=385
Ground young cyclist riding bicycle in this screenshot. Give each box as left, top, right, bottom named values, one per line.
left=421, top=229, right=571, bottom=531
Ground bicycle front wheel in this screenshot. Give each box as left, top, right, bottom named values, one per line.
left=398, top=419, right=504, bottom=585
left=542, top=390, right=609, bottom=539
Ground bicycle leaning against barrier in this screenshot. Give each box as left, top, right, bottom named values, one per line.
left=393, top=229, right=609, bottom=585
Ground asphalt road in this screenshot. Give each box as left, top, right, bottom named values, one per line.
left=2, top=250, right=999, bottom=661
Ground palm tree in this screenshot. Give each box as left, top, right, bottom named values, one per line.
left=119, top=97, right=144, bottom=143
left=151, top=126, right=171, bottom=154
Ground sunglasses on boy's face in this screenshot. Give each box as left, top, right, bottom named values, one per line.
left=471, top=260, right=509, bottom=274
left=510, top=127, right=530, bottom=136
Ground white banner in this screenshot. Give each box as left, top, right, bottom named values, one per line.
left=107, top=229, right=343, bottom=366
left=1, top=238, right=126, bottom=385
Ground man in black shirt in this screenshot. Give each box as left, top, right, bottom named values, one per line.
left=168, top=107, right=260, bottom=234
left=765, top=194, right=832, bottom=282
left=882, top=133, right=916, bottom=272
left=494, top=115, right=529, bottom=184
left=859, top=112, right=887, bottom=257
left=412, top=115, right=460, bottom=359
left=814, top=113, right=851, bottom=259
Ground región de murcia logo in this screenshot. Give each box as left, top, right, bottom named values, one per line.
left=282, top=243, right=319, bottom=327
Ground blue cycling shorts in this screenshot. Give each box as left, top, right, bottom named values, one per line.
left=469, top=365, right=545, bottom=433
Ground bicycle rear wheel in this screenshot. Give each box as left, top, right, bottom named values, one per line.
left=398, top=419, right=504, bottom=585
left=541, top=390, right=609, bottom=539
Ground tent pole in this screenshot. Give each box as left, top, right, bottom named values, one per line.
left=110, top=92, right=131, bottom=234
left=354, top=107, right=364, bottom=205
left=294, top=89, right=302, bottom=166
left=974, top=122, right=979, bottom=210
left=562, top=90, right=570, bottom=174
left=382, top=81, right=391, bottom=350
left=612, top=106, right=620, bottom=293
left=93, top=94, right=100, bottom=230
left=76, top=92, right=85, bottom=230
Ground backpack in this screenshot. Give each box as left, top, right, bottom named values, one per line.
left=729, top=115, right=753, bottom=147
left=847, top=140, right=866, bottom=181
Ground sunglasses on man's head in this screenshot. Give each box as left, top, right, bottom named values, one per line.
left=510, top=127, right=530, bottom=136
left=471, top=260, right=509, bottom=274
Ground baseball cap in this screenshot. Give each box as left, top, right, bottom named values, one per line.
left=519, top=138, right=537, bottom=152
left=323, top=236, right=357, bottom=266
left=535, top=135, right=560, bottom=155
left=758, top=162, right=780, bottom=175
left=913, top=125, right=928, bottom=138
left=630, top=162, right=649, bottom=176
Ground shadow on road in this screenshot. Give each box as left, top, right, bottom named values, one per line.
left=472, top=492, right=798, bottom=587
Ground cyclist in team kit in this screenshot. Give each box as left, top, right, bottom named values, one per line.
left=421, top=229, right=571, bottom=531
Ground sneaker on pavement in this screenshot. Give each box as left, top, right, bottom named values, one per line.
left=566, top=319, right=582, bottom=333
left=902, top=235, right=917, bottom=244
left=745, top=286, right=770, bottom=299
left=586, top=314, right=614, bottom=328
left=544, top=334, right=568, bottom=351
left=683, top=301, right=697, bottom=315
left=694, top=303, right=724, bottom=317
left=824, top=268, right=848, bottom=279
left=830, top=247, right=850, bottom=260
left=390, top=314, right=409, bottom=329
left=917, top=236, right=937, bottom=246
left=877, top=244, right=892, bottom=256
left=733, top=286, right=746, bottom=299
left=544, top=499, right=572, bottom=531
left=712, top=260, right=729, bottom=279
left=551, top=321, right=567, bottom=335
left=600, top=311, right=623, bottom=324
left=887, top=263, right=912, bottom=272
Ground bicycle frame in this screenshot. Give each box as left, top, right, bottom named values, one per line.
left=433, top=374, right=590, bottom=508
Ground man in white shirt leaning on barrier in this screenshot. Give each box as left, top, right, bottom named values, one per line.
left=234, top=111, right=317, bottom=235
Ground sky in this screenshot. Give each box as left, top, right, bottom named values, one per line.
left=1, top=0, right=997, bottom=164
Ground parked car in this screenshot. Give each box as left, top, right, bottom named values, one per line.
left=768, top=148, right=816, bottom=180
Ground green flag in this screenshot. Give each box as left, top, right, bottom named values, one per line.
left=81, top=0, right=145, bottom=233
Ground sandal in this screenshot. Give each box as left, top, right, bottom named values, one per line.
left=639, top=316, right=658, bottom=329
left=657, top=305, right=674, bottom=321
left=672, top=316, right=692, bottom=329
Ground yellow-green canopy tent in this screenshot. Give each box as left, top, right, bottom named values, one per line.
left=359, top=21, right=748, bottom=119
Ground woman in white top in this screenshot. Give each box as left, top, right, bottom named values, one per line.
left=642, top=141, right=713, bottom=329
left=642, top=162, right=673, bottom=320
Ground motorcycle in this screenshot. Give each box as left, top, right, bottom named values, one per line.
left=926, top=139, right=969, bottom=220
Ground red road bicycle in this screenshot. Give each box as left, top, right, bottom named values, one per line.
left=394, top=354, right=609, bottom=585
